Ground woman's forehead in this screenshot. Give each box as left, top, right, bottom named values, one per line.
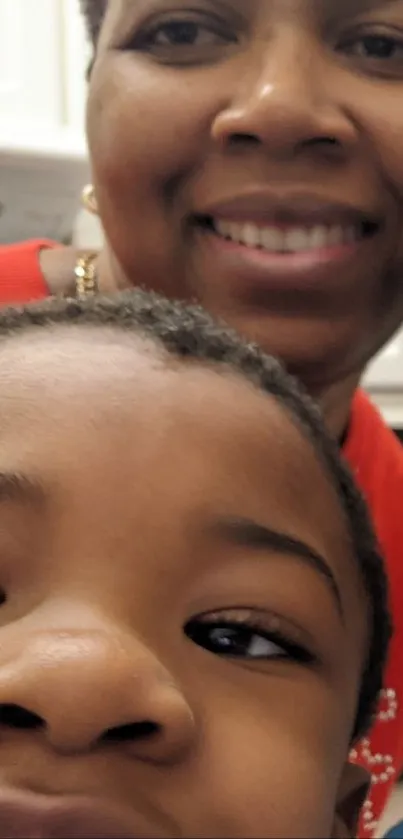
left=107, top=0, right=400, bottom=17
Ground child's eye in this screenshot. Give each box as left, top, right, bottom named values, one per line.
left=343, top=34, right=403, bottom=59
left=337, top=28, right=403, bottom=75
left=185, top=612, right=314, bottom=664
left=186, top=620, right=284, bottom=659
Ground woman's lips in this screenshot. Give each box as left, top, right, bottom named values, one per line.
left=0, top=788, right=163, bottom=839
left=194, top=216, right=380, bottom=296
left=192, top=190, right=381, bottom=295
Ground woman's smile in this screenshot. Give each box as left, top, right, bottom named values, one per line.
left=190, top=189, right=382, bottom=294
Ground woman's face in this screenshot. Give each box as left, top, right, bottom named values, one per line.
left=87, top=0, right=403, bottom=389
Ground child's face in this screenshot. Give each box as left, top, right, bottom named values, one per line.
left=0, top=327, right=369, bottom=838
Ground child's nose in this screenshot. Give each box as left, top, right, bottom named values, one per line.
left=0, top=618, right=195, bottom=763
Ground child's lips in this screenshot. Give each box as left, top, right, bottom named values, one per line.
left=0, top=788, right=165, bottom=839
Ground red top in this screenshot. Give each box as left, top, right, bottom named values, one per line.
left=0, top=240, right=58, bottom=303
left=1, top=240, right=403, bottom=836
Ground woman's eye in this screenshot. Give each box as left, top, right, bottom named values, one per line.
left=186, top=620, right=294, bottom=661
left=133, top=16, right=237, bottom=60
left=148, top=21, right=221, bottom=48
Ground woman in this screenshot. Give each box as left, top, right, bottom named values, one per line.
left=2, top=0, right=403, bottom=833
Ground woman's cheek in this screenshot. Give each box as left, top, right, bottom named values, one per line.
left=87, top=57, right=224, bottom=187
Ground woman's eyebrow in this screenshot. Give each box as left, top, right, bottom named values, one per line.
left=208, top=515, right=344, bottom=620
left=319, top=0, right=403, bottom=19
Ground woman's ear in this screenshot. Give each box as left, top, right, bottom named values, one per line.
left=332, top=762, right=371, bottom=838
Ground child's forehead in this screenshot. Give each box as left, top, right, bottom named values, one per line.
left=0, top=325, right=350, bottom=549
left=0, top=326, right=331, bottom=482
left=0, top=324, right=314, bottom=458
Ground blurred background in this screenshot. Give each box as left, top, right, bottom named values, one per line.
left=1, top=0, right=403, bottom=436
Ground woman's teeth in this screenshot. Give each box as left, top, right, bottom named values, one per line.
left=212, top=220, right=360, bottom=253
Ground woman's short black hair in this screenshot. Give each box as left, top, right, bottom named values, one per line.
left=0, top=289, right=392, bottom=744
left=79, top=0, right=107, bottom=43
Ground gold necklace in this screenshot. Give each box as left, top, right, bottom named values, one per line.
left=73, top=252, right=99, bottom=299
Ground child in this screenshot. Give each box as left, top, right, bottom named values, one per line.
left=0, top=290, right=390, bottom=839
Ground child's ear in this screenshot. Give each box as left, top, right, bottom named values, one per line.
left=332, top=762, right=371, bottom=838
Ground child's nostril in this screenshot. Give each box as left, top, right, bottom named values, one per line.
left=0, top=703, right=43, bottom=730
left=103, top=720, right=159, bottom=743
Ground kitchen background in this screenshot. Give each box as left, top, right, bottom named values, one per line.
left=1, top=2, right=403, bottom=835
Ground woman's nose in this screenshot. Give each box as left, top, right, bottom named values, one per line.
left=212, top=34, right=356, bottom=159
left=0, top=623, right=195, bottom=763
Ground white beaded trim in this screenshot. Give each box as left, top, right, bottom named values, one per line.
left=377, top=688, right=398, bottom=723
left=349, top=688, right=398, bottom=834
left=360, top=799, right=378, bottom=835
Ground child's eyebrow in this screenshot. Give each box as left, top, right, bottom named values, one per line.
left=0, top=473, right=344, bottom=619
left=208, top=516, right=344, bottom=620
left=0, top=471, right=45, bottom=505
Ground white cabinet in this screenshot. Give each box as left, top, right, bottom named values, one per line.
left=364, top=332, right=403, bottom=428
left=0, top=0, right=63, bottom=131
left=60, top=0, right=90, bottom=134
left=0, top=0, right=88, bottom=149
left=365, top=332, right=403, bottom=391
left=0, top=0, right=89, bottom=243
